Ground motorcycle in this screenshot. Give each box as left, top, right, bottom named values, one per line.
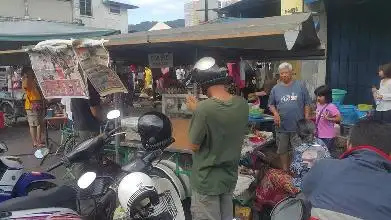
left=0, top=110, right=186, bottom=220
left=0, top=141, right=56, bottom=203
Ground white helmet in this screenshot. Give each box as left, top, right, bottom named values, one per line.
left=117, top=172, right=160, bottom=219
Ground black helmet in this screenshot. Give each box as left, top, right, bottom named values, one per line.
left=137, top=111, right=174, bottom=151
left=192, top=57, right=230, bottom=90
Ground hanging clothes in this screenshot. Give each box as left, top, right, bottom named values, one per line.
left=239, top=60, right=247, bottom=89
left=144, top=67, right=153, bottom=89
left=227, top=62, right=244, bottom=89
left=255, top=62, right=267, bottom=89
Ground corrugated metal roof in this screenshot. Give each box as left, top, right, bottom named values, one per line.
left=0, top=20, right=119, bottom=41
left=201, top=17, right=250, bottom=24
left=106, top=13, right=320, bottom=51
left=219, top=0, right=279, bottom=12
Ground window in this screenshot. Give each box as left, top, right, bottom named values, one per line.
left=80, top=0, right=92, bottom=16
left=109, top=3, right=121, bottom=14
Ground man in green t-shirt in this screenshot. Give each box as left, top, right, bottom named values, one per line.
left=186, top=57, right=249, bottom=220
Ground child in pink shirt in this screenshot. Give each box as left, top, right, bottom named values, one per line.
left=314, top=85, right=341, bottom=157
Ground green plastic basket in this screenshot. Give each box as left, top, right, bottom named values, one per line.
left=332, top=89, right=347, bottom=104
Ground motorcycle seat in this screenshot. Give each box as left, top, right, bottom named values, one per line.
left=0, top=185, right=78, bottom=212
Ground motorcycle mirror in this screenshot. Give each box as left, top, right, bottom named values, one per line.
left=194, top=57, right=216, bottom=71
left=77, top=172, right=97, bottom=189
left=107, top=110, right=121, bottom=120
left=34, top=147, right=49, bottom=159
left=0, top=142, right=8, bottom=153
left=111, top=132, right=126, bottom=137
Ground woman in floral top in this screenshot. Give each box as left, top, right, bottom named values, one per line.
left=253, top=151, right=300, bottom=212
left=290, top=119, right=331, bottom=188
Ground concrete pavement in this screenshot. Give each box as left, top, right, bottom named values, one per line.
left=0, top=119, right=67, bottom=185
left=0, top=103, right=158, bottom=185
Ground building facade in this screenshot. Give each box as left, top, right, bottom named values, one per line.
left=184, top=0, right=221, bottom=26
left=0, top=0, right=136, bottom=33
left=184, top=1, right=199, bottom=27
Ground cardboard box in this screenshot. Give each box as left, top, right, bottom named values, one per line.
left=170, top=118, right=192, bottom=150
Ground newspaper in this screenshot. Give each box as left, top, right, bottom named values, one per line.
left=74, top=45, right=127, bottom=97
left=29, top=39, right=127, bottom=99
left=29, top=44, right=89, bottom=99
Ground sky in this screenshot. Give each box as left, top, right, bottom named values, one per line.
left=127, top=0, right=188, bottom=24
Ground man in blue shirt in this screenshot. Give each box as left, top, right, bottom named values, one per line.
left=268, top=62, right=311, bottom=171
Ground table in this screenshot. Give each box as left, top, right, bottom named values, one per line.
left=41, top=115, right=67, bottom=165
left=248, top=115, right=275, bottom=132
left=44, top=115, right=68, bottom=147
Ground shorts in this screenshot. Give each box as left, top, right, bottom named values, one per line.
left=26, top=109, right=44, bottom=127
left=276, top=132, right=300, bottom=154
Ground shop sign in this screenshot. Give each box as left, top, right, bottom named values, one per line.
left=148, top=53, right=173, bottom=68
left=281, top=0, right=303, bottom=15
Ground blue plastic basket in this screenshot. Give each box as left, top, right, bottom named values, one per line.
left=332, top=89, right=347, bottom=105
left=340, top=105, right=359, bottom=125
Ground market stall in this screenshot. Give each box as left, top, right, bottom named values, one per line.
left=0, top=12, right=324, bottom=219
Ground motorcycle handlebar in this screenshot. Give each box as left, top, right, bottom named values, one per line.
left=106, top=127, right=121, bottom=138
left=46, top=127, right=122, bottom=172
left=96, top=188, right=116, bottom=210
left=46, top=161, right=63, bottom=172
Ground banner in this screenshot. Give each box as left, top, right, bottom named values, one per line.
left=74, top=45, right=127, bottom=97
left=29, top=44, right=88, bottom=99
left=148, top=53, right=173, bottom=68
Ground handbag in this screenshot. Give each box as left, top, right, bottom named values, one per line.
left=315, top=104, right=329, bottom=137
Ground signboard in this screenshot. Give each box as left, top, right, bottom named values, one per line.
left=281, top=0, right=303, bottom=15
left=148, top=53, right=173, bottom=68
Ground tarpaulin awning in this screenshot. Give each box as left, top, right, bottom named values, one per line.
left=106, top=13, right=320, bottom=51
left=0, top=20, right=119, bottom=42
left=0, top=20, right=119, bottom=65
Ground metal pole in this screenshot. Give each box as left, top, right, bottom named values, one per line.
left=24, top=0, right=29, bottom=18
left=205, top=0, right=209, bottom=22
left=194, top=48, right=199, bottom=97
left=114, top=92, right=120, bottom=164
left=113, top=63, right=121, bottom=164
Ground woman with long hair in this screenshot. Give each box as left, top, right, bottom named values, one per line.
left=253, top=150, right=300, bottom=216
left=373, top=63, right=391, bottom=123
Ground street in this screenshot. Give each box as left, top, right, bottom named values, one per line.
left=0, top=103, right=158, bottom=186
left=0, top=118, right=66, bottom=185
